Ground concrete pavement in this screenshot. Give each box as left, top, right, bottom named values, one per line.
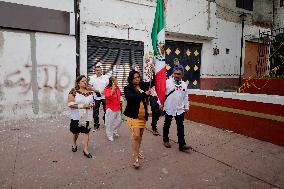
left=0, top=114, right=283, bottom=189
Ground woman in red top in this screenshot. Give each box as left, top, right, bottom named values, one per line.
left=104, top=76, right=122, bottom=141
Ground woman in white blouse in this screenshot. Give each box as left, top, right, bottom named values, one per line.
left=68, top=75, right=94, bottom=158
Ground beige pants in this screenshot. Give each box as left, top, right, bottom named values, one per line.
left=105, top=109, right=122, bottom=138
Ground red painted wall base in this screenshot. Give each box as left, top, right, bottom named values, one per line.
left=185, top=94, right=284, bottom=147
left=241, top=78, right=284, bottom=95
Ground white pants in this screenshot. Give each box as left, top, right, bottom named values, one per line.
left=105, top=109, right=122, bottom=137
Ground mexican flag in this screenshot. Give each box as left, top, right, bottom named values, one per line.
left=151, top=0, right=166, bottom=105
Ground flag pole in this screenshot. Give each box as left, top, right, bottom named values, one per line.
left=151, top=0, right=166, bottom=105
left=148, top=58, right=155, bottom=90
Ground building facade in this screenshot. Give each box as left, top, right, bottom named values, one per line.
left=275, top=0, right=284, bottom=28
left=79, top=0, right=274, bottom=91
left=0, top=0, right=76, bottom=119
left=0, top=0, right=282, bottom=119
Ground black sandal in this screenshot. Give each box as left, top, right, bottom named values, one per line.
left=72, top=145, right=77, bottom=152
left=83, top=151, right=93, bottom=158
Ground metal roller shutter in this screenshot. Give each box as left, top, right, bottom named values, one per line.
left=87, top=36, right=144, bottom=93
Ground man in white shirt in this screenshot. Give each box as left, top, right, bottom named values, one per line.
left=163, top=65, right=191, bottom=152
left=89, top=63, right=112, bottom=130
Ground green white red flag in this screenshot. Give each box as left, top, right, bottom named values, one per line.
left=151, top=0, right=166, bottom=105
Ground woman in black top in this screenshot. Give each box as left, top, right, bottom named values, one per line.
left=124, top=70, right=150, bottom=169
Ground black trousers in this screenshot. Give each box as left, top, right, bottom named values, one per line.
left=93, top=99, right=106, bottom=128
left=163, top=112, right=186, bottom=147
left=151, top=105, right=161, bottom=130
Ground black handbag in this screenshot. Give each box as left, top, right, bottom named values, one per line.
left=95, top=92, right=102, bottom=97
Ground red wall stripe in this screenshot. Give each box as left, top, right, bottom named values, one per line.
left=190, top=94, right=284, bottom=117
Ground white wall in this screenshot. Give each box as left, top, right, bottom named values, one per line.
left=201, top=19, right=240, bottom=78
left=0, top=0, right=75, bottom=120
left=166, top=0, right=217, bottom=39
left=0, top=0, right=73, bottom=12
left=0, top=30, right=76, bottom=120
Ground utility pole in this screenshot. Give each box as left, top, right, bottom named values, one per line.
left=75, top=0, right=80, bottom=77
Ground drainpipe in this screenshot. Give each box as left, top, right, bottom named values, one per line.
left=272, top=0, right=275, bottom=28
left=239, top=13, right=247, bottom=86
left=75, top=0, right=80, bottom=77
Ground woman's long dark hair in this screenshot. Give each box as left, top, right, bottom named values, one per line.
left=107, top=76, right=116, bottom=87
left=127, top=70, right=140, bottom=86
left=75, top=75, right=86, bottom=90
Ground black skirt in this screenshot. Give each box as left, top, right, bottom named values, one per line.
left=69, top=119, right=91, bottom=134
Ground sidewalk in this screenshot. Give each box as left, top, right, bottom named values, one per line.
left=0, top=114, right=283, bottom=189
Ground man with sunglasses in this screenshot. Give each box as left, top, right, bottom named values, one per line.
left=162, top=65, right=191, bottom=152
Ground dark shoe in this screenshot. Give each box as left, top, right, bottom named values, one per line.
left=163, top=142, right=171, bottom=148
left=179, top=145, right=192, bottom=152
left=72, top=145, right=77, bottom=152
left=83, top=151, right=93, bottom=158
left=152, top=129, right=159, bottom=136
left=93, top=125, right=100, bottom=132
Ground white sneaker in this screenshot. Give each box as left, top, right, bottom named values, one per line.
left=107, top=136, right=114, bottom=141
left=113, top=133, right=119, bottom=138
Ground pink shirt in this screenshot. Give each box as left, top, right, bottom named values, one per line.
left=104, top=86, right=122, bottom=111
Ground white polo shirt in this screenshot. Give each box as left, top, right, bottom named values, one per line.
left=163, top=77, right=189, bottom=116
left=89, top=74, right=110, bottom=100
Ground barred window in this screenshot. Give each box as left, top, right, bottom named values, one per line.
left=236, top=0, right=253, bottom=11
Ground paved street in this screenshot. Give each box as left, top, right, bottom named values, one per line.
left=0, top=113, right=283, bottom=189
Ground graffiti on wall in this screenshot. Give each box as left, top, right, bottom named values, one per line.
left=3, top=64, right=71, bottom=94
